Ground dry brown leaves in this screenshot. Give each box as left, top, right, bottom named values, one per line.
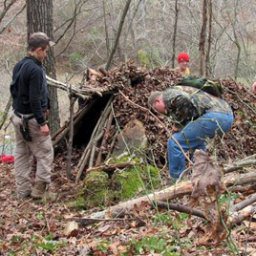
left=84, top=61, right=256, bottom=166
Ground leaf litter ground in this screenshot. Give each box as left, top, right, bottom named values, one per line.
left=0, top=63, right=256, bottom=255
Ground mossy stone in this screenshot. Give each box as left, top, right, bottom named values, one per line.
left=80, top=157, right=161, bottom=209
left=110, top=164, right=161, bottom=202
left=110, top=168, right=144, bottom=202
left=83, top=171, right=109, bottom=209
left=140, top=165, right=161, bottom=189
left=66, top=196, right=85, bottom=210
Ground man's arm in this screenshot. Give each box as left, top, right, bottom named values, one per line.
left=28, top=67, right=50, bottom=136
left=29, top=68, right=47, bottom=126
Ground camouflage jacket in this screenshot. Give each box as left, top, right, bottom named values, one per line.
left=163, top=86, right=233, bottom=127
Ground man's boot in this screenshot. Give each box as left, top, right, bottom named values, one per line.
left=31, top=181, right=47, bottom=199
left=31, top=181, right=57, bottom=201
left=17, top=190, right=31, bottom=200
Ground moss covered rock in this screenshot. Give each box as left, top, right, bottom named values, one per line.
left=110, top=168, right=144, bottom=202
left=83, top=171, right=109, bottom=209
left=66, top=196, right=85, bottom=210
left=109, top=163, right=161, bottom=202
left=79, top=157, right=161, bottom=209
left=140, top=165, right=162, bottom=190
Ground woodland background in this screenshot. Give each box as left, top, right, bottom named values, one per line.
left=1, top=0, right=256, bottom=115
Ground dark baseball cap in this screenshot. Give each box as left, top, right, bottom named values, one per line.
left=28, top=32, right=55, bottom=49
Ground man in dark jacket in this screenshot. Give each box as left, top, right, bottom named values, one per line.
left=10, top=32, right=55, bottom=199
left=148, top=86, right=234, bottom=179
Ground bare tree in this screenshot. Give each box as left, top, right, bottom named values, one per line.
left=27, top=0, right=60, bottom=133
left=171, top=0, right=179, bottom=68
left=123, top=0, right=142, bottom=62
left=102, top=0, right=110, bottom=58
left=0, top=0, right=17, bottom=24
left=205, top=0, right=212, bottom=76
left=0, top=1, right=26, bottom=34
left=105, top=0, right=132, bottom=70
left=199, top=0, right=207, bottom=76
left=231, top=0, right=241, bottom=80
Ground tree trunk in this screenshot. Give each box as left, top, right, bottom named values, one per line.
left=105, top=0, right=132, bottom=70
left=27, top=0, right=60, bottom=134
left=171, top=0, right=179, bottom=68
left=205, top=0, right=212, bottom=76
left=199, top=0, right=207, bottom=76
left=232, top=0, right=240, bottom=81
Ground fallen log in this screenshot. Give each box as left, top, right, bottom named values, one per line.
left=224, top=155, right=256, bottom=173
left=84, top=172, right=256, bottom=219
left=224, top=172, right=256, bottom=187
left=153, top=201, right=206, bottom=219
left=229, top=205, right=256, bottom=226
left=231, top=193, right=256, bottom=212
left=229, top=183, right=256, bottom=193
left=86, top=162, right=135, bottom=173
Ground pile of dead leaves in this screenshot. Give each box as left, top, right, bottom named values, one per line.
left=86, top=61, right=256, bottom=166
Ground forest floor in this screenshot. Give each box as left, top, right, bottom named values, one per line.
left=0, top=161, right=255, bottom=256
left=0, top=64, right=256, bottom=255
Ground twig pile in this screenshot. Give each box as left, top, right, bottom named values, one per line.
left=49, top=62, right=256, bottom=247
left=86, top=62, right=256, bottom=164
left=52, top=61, right=256, bottom=175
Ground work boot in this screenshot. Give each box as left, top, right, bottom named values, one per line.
left=31, top=181, right=58, bottom=202
left=17, top=190, right=31, bottom=200
left=31, top=181, right=47, bottom=199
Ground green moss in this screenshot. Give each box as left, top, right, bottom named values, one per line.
left=80, top=157, right=161, bottom=209
left=83, top=171, right=109, bottom=208
left=140, top=165, right=161, bottom=190
left=107, top=154, right=142, bottom=165
left=66, top=196, right=85, bottom=210
left=110, top=168, right=144, bottom=201
left=110, top=164, right=161, bottom=202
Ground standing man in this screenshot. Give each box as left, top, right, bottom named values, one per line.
left=10, top=32, right=54, bottom=199
left=148, top=86, right=234, bottom=179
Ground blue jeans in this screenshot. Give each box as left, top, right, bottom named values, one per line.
left=167, top=112, right=234, bottom=179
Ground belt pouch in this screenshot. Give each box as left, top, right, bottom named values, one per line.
left=19, top=116, right=32, bottom=142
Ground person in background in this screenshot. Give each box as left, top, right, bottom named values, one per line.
left=251, top=81, right=256, bottom=93
left=148, top=86, right=234, bottom=179
left=10, top=32, right=55, bottom=200
left=175, top=52, right=190, bottom=77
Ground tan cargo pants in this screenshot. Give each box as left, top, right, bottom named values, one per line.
left=11, top=113, right=54, bottom=197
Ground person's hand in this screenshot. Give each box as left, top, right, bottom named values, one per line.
left=172, top=125, right=180, bottom=133
left=252, top=82, right=256, bottom=94
left=40, top=124, right=50, bottom=136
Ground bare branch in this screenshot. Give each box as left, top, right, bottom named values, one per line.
left=0, top=0, right=17, bottom=24
left=0, top=3, right=26, bottom=34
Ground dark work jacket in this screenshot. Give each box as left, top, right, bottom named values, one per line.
left=11, top=56, right=49, bottom=126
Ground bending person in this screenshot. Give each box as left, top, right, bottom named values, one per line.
left=148, top=86, right=234, bottom=179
